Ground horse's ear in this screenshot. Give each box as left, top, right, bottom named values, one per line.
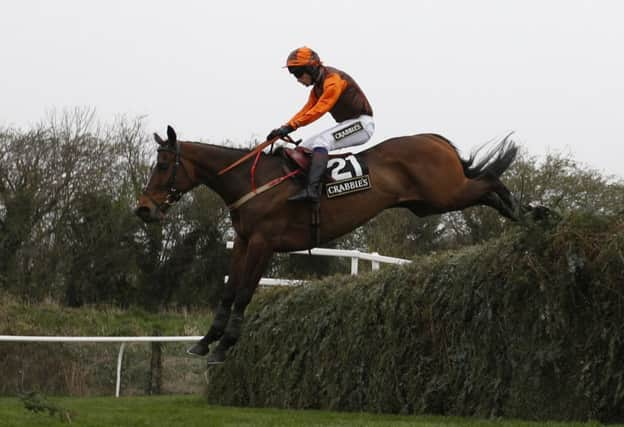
left=154, top=133, right=165, bottom=146
left=167, top=126, right=177, bottom=144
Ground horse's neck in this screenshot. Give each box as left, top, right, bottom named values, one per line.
left=182, top=142, right=253, bottom=204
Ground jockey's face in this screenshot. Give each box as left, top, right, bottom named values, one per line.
left=289, top=66, right=314, bottom=87
left=296, top=72, right=313, bottom=87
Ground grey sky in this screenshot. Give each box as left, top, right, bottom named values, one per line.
left=2, top=0, right=623, bottom=177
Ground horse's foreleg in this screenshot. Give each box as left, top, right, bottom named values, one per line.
left=187, top=236, right=247, bottom=356
left=207, top=235, right=273, bottom=364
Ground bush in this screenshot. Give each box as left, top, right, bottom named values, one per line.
left=205, top=213, right=624, bottom=422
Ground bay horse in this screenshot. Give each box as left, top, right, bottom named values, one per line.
left=135, top=126, right=520, bottom=364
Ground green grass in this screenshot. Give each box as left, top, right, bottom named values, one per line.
left=0, top=395, right=611, bottom=427
left=0, top=295, right=216, bottom=396
left=0, top=294, right=214, bottom=337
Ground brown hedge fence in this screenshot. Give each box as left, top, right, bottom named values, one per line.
left=205, top=213, right=624, bottom=422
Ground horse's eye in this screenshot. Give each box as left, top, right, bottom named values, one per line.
left=157, top=162, right=169, bottom=170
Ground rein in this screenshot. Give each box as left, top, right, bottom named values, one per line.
left=147, top=137, right=302, bottom=212
left=219, top=135, right=303, bottom=210
left=228, top=169, right=301, bottom=210
left=217, top=137, right=278, bottom=176
left=218, top=135, right=301, bottom=176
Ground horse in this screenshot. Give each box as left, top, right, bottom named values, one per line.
left=135, top=126, right=521, bottom=364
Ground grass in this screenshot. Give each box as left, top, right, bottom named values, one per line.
left=0, top=395, right=612, bottom=427
left=0, top=294, right=216, bottom=396
left=0, top=295, right=214, bottom=337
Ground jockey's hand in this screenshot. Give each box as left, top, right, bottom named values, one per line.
left=267, top=124, right=294, bottom=141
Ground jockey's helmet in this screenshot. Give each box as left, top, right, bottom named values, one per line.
left=285, top=46, right=322, bottom=80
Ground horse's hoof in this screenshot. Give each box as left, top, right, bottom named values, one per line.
left=187, top=341, right=210, bottom=356
left=206, top=348, right=226, bottom=365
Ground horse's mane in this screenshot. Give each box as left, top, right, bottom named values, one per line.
left=183, top=140, right=252, bottom=154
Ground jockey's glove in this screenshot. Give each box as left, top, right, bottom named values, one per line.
left=267, top=124, right=294, bottom=141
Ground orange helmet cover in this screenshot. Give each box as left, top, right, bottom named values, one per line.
left=285, top=46, right=322, bottom=68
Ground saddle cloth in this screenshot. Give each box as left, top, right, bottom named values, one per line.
left=282, top=146, right=372, bottom=199
left=283, top=146, right=368, bottom=182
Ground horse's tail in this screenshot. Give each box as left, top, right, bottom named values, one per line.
left=461, top=134, right=518, bottom=180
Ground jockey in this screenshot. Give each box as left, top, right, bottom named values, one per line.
left=267, top=46, right=374, bottom=202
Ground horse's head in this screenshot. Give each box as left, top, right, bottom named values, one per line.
left=134, top=126, right=195, bottom=223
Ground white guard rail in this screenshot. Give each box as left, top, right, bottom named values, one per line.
left=225, top=241, right=411, bottom=286
left=0, top=335, right=202, bottom=397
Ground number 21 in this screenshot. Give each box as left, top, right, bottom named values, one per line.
left=327, top=155, right=363, bottom=181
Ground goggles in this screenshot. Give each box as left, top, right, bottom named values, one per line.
left=288, top=66, right=306, bottom=78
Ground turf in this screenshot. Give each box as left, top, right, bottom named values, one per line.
left=0, top=395, right=610, bottom=427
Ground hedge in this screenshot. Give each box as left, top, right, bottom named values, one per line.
left=205, top=213, right=624, bottom=422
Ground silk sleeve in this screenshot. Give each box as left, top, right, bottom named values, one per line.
left=287, top=73, right=347, bottom=128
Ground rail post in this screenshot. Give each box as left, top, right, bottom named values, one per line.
left=115, top=342, right=126, bottom=397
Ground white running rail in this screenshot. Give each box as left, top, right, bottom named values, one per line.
left=225, top=241, right=411, bottom=286
left=0, top=335, right=202, bottom=397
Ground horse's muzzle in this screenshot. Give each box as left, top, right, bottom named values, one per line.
left=134, top=197, right=162, bottom=223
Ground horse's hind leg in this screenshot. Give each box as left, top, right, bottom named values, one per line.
left=489, top=179, right=521, bottom=221
left=457, top=178, right=519, bottom=221
left=187, top=235, right=247, bottom=356
left=479, top=192, right=518, bottom=221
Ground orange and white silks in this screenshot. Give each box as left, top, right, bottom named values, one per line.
left=286, top=66, right=373, bottom=130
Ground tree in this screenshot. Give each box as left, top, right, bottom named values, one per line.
left=0, top=109, right=109, bottom=296
left=2, top=111, right=622, bottom=306
left=352, top=148, right=624, bottom=256
left=439, top=148, right=624, bottom=247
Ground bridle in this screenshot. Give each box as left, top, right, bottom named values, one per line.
left=145, top=141, right=188, bottom=212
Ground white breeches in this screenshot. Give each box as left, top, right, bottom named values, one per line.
left=299, top=115, right=375, bottom=152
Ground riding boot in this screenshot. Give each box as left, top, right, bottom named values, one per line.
left=288, top=148, right=328, bottom=202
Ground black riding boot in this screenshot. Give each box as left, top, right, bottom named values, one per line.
left=288, top=148, right=328, bottom=202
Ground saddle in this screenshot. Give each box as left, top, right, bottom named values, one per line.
left=282, top=146, right=351, bottom=180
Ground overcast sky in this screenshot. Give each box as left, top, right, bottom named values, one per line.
left=2, top=0, right=623, bottom=177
